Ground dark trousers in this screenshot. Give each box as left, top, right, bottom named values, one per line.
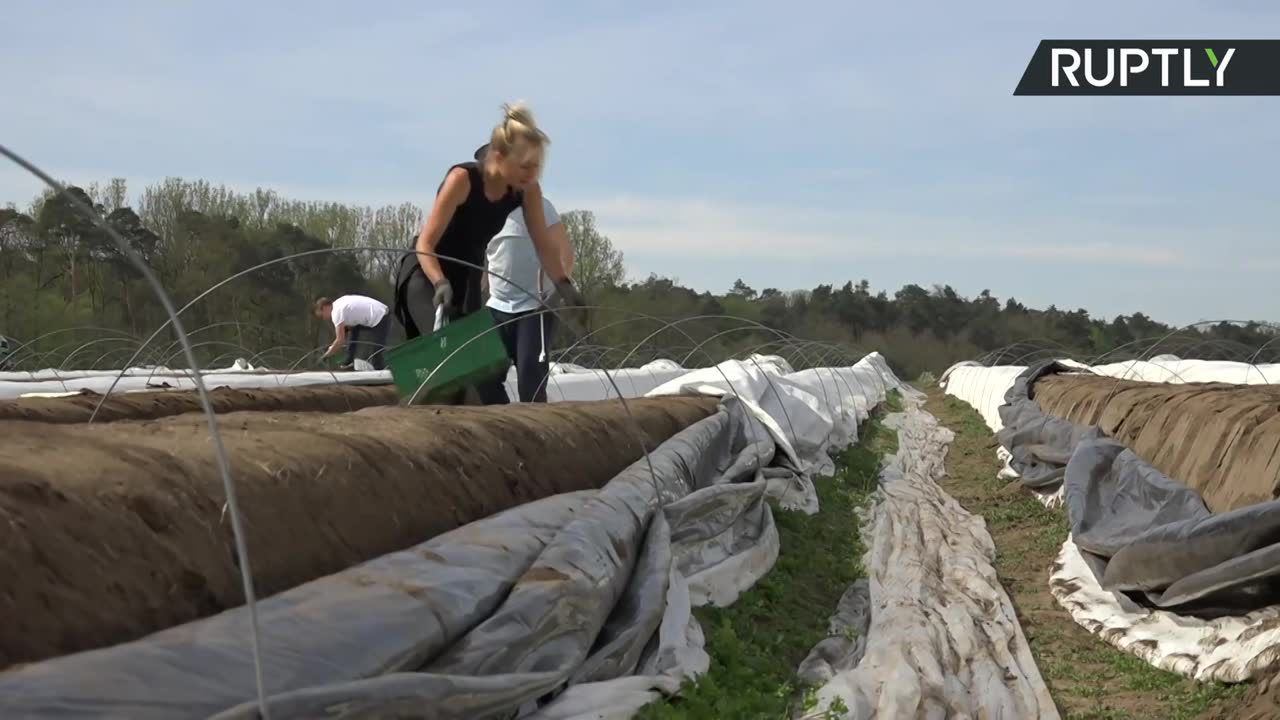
left=344, top=312, right=392, bottom=371
left=395, top=254, right=483, bottom=338
left=491, top=308, right=555, bottom=403
left=394, top=254, right=509, bottom=404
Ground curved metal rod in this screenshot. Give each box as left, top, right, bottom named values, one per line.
left=247, top=345, right=314, bottom=369
left=89, top=247, right=553, bottom=424
left=617, top=314, right=822, bottom=374
left=91, top=345, right=153, bottom=370
left=7, top=326, right=142, bottom=368
left=405, top=305, right=672, bottom=507
left=744, top=337, right=878, bottom=427
left=207, top=351, right=249, bottom=369
left=974, top=337, right=1075, bottom=368
left=1093, top=320, right=1277, bottom=413
left=531, top=313, right=683, bottom=401
left=661, top=321, right=843, bottom=475
left=535, top=313, right=837, bottom=448
left=668, top=323, right=817, bottom=451
left=157, top=340, right=260, bottom=369
left=10, top=337, right=156, bottom=389
left=59, top=337, right=147, bottom=371
left=533, top=312, right=795, bottom=404
left=282, top=338, right=393, bottom=375
left=153, top=321, right=295, bottom=362
left=616, top=315, right=831, bottom=453
left=737, top=336, right=864, bottom=450
left=1245, top=335, right=1280, bottom=384
left=725, top=335, right=885, bottom=506
left=0, top=143, right=272, bottom=719
left=5, top=326, right=140, bottom=368
left=409, top=305, right=773, bottom=481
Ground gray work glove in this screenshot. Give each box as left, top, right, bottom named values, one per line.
left=553, top=278, right=585, bottom=309
left=552, top=279, right=587, bottom=329
left=433, top=279, right=453, bottom=311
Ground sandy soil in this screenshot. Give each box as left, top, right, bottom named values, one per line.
left=0, top=396, right=717, bottom=669
left=927, top=388, right=1241, bottom=720
left=1033, top=375, right=1280, bottom=513
left=0, top=385, right=401, bottom=423
left=1198, top=673, right=1280, bottom=720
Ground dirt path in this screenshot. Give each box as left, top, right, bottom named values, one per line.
left=924, top=387, right=1244, bottom=720
left=1197, top=674, right=1280, bottom=720
left=0, top=384, right=401, bottom=423
left=0, top=396, right=716, bottom=669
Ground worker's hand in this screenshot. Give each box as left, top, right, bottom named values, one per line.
left=553, top=278, right=585, bottom=309
left=552, top=279, right=587, bottom=329
left=432, top=279, right=453, bottom=310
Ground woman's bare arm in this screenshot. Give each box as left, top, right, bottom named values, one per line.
left=521, top=183, right=569, bottom=283
left=548, top=221, right=574, bottom=276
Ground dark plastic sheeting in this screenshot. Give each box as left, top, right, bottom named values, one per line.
left=997, top=361, right=1280, bottom=613
left=0, top=396, right=788, bottom=719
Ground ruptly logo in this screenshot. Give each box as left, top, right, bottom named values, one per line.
left=1014, top=40, right=1280, bottom=95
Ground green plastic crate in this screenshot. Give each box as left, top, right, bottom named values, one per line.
left=386, top=309, right=511, bottom=404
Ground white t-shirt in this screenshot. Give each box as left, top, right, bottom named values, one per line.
left=330, top=295, right=388, bottom=329
left=486, top=197, right=561, bottom=314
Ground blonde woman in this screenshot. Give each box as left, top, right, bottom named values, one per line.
left=394, top=102, right=582, bottom=341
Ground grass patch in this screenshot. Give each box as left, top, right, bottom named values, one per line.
left=638, top=391, right=902, bottom=720
left=924, top=389, right=1247, bottom=720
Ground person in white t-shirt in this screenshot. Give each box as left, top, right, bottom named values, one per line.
left=484, top=195, right=574, bottom=402
left=314, top=294, right=392, bottom=371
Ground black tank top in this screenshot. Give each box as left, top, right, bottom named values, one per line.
left=424, top=146, right=522, bottom=286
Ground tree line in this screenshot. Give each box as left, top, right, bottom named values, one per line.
left=2, top=177, right=1274, bottom=378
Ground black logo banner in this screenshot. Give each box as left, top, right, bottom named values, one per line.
left=1014, top=40, right=1280, bottom=95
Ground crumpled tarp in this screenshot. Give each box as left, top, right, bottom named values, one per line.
left=943, top=360, right=1280, bottom=681
left=998, top=361, right=1280, bottom=613
left=648, top=353, right=894, bottom=479
left=0, top=398, right=777, bottom=719
left=994, top=363, right=1102, bottom=494
left=800, top=393, right=1058, bottom=719
left=940, top=357, right=1280, bottom=510
left=0, top=355, right=901, bottom=719
left=1051, top=535, right=1280, bottom=683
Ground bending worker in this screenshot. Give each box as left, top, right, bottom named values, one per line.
left=485, top=192, right=574, bottom=402
left=315, top=294, right=392, bottom=371
left=392, top=102, right=584, bottom=401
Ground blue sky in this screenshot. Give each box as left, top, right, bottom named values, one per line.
left=2, top=0, right=1278, bottom=325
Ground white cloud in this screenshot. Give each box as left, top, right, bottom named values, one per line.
left=575, top=193, right=1206, bottom=269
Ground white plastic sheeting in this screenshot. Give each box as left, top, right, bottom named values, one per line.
left=936, top=362, right=1054, bottom=504
left=648, top=353, right=897, bottom=480
left=940, top=359, right=1280, bottom=685
left=0, top=353, right=908, bottom=719
left=937, top=362, right=1026, bottom=433
left=1051, top=537, right=1280, bottom=683
left=0, top=368, right=390, bottom=400
left=539, top=361, right=692, bottom=403
left=801, top=394, right=1059, bottom=719
left=513, top=355, right=906, bottom=719
left=0, top=358, right=260, bottom=381
left=1083, top=357, right=1280, bottom=385
left=939, top=356, right=1280, bottom=432
left=0, top=360, right=691, bottom=402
